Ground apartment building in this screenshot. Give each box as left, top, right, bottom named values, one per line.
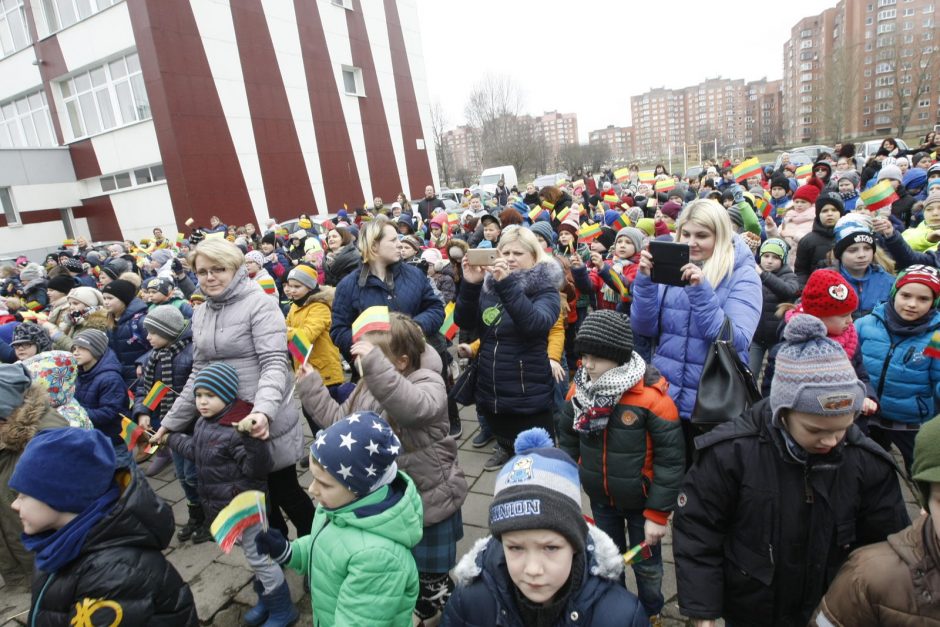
left=588, top=124, right=635, bottom=162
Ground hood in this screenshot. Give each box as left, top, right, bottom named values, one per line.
left=207, top=265, right=258, bottom=307
left=118, top=298, right=149, bottom=323
left=0, top=385, right=68, bottom=452
left=887, top=516, right=940, bottom=579
left=81, top=349, right=123, bottom=379
left=324, top=472, right=423, bottom=549
left=21, top=350, right=79, bottom=407
left=481, top=258, right=564, bottom=295
left=307, top=284, right=335, bottom=306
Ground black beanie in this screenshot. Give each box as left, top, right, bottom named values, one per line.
left=815, top=192, right=845, bottom=218
left=575, top=310, right=634, bottom=364
left=102, top=279, right=136, bottom=307
left=770, top=176, right=789, bottom=191
left=261, top=232, right=276, bottom=247
left=47, top=274, right=76, bottom=295
left=595, top=226, right=617, bottom=252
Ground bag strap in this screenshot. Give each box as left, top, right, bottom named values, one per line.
left=719, top=317, right=734, bottom=343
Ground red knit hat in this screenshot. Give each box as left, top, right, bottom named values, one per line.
left=800, top=269, right=858, bottom=317
left=792, top=184, right=820, bottom=204
left=895, top=264, right=940, bottom=300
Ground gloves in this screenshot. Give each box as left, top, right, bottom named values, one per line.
left=255, top=528, right=292, bottom=564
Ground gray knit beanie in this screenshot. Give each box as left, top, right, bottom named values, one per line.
left=0, top=363, right=31, bottom=418
left=616, top=227, right=646, bottom=255
left=528, top=221, right=554, bottom=245
left=144, top=305, right=187, bottom=341
left=575, top=310, right=634, bottom=365
left=19, top=263, right=43, bottom=283
left=72, top=329, right=109, bottom=360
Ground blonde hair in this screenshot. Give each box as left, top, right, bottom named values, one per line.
left=188, top=239, right=245, bottom=272
left=118, top=271, right=142, bottom=289
left=363, top=312, right=425, bottom=374
left=674, top=199, right=735, bottom=287
left=358, top=215, right=394, bottom=265
left=496, top=225, right=552, bottom=267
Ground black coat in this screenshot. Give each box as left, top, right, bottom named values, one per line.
left=794, top=221, right=834, bottom=285
left=673, top=400, right=909, bottom=626
left=28, top=467, right=197, bottom=626
left=417, top=197, right=445, bottom=222
left=323, top=243, right=361, bottom=287
left=891, top=186, right=917, bottom=229
left=754, top=266, right=801, bottom=348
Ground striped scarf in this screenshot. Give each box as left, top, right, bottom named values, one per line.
left=141, top=336, right=190, bottom=419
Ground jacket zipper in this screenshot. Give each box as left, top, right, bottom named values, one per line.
left=30, top=572, right=56, bottom=627
left=803, top=466, right=814, bottom=504
left=518, top=360, right=526, bottom=394
left=602, top=429, right=612, bottom=503
left=491, top=328, right=499, bottom=414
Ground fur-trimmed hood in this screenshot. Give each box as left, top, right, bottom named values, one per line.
left=307, top=284, right=335, bottom=306
left=0, top=384, right=68, bottom=453
left=481, top=258, right=565, bottom=295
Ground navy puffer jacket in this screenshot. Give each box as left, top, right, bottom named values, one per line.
left=108, top=297, right=151, bottom=385
left=75, top=348, right=127, bottom=443
left=455, top=261, right=562, bottom=415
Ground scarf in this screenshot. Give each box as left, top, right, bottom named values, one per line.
left=840, top=190, right=859, bottom=202
left=69, top=305, right=101, bottom=326
left=141, top=335, right=190, bottom=419
left=786, top=305, right=858, bottom=358
left=571, top=353, right=646, bottom=433
left=23, top=483, right=120, bottom=573
left=884, top=302, right=939, bottom=338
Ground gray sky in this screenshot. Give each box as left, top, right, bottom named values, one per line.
left=415, top=0, right=828, bottom=142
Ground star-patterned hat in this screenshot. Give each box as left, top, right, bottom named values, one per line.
left=309, top=411, right=401, bottom=497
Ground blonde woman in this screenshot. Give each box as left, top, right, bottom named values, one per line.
left=631, top=199, right=761, bottom=463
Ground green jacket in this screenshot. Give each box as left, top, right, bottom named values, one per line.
left=287, top=472, right=423, bottom=626
left=902, top=220, right=940, bottom=253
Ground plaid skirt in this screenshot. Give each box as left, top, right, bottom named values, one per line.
left=412, top=509, right=464, bottom=574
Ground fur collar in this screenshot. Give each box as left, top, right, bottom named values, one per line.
left=307, top=284, right=335, bottom=306
left=481, top=259, right=564, bottom=295
left=0, top=386, right=63, bottom=452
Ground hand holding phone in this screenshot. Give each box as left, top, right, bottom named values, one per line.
left=466, top=249, right=498, bottom=266
left=648, top=241, right=690, bottom=287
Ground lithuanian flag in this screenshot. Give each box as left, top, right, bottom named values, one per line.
left=257, top=276, right=276, bottom=296
left=529, top=205, right=544, bottom=222
left=654, top=179, right=675, bottom=193
left=607, top=268, right=630, bottom=300
left=120, top=415, right=146, bottom=451
left=142, top=381, right=170, bottom=411
left=352, top=306, right=391, bottom=342
left=440, top=302, right=458, bottom=341
left=732, top=157, right=762, bottom=183
left=638, top=171, right=656, bottom=185
left=611, top=213, right=631, bottom=231
left=288, top=332, right=311, bottom=364
left=578, top=223, right=603, bottom=244
left=541, top=199, right=555, bottom=212
left=614, top=168, right=630, bottom=183
left=602, top=194, right=620, bottom=205
left=210, top=490, right=266, bottom=554
left=553, top=206, right=571, bottom=223
left=795, top=164, right=812, bottom=179
left=860, top=179, right=899, bottom=213
left=925, top=330, right=940, bottom=359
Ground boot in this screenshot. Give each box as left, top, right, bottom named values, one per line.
left=177, top=502, right=205, bottom=542
left=145, top=447, right=174, bottom=477
left=190, top=522, right=213, bottom=544
left=243, top=579, right=268, bottom=626
left=260, top=580, right=299, bottom=627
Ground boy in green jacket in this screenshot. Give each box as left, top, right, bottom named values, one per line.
left=255, top=412, right=423, bottom=626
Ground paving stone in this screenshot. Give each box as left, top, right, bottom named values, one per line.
left=459, top=492, right=492, bottom=528
left=469, top=468, right=496, bottom=495
left=0, top=584, right=31, bottom=626
left=455, top=450, right=493, bottom=479
left=166, top=538, right=224, bottom=583
left=188, top=562, right=253, bottom=622
left=155, top=480, right=185, bottom=504
left=454, top=523, right=488, bottom=562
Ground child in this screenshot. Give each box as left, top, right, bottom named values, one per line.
left=794, top=193, right=842, bottom=285
left=142, top=276, right=194, bottom=318
left=444, top=428, right=647, bottom=626
left=589, top=228, right=644, bottom=312
left=11, top=322, right=53, bottom=361
left=10, top=428, right=197, bottom=625
left=100, top=279, right=151, bottom=385
left=856, top=265, right=940, bottom=476
left=480, top=214, right=501, bottom=247
left=779, top=184, right=819, bottom=266
left=557, top=311, right=683, bottom=623
left=166, top=363, right=289, bottom=625
left=244, top=250, right=279, bottom=300
left=21, top=350, right=92, bottom=429
left=836, top=170, right=862, bottom=212
left=254, top=413, right=423, bottom=626
left=832, top=216, right=895, bottom=318
left=751, top=238, right=800, bottom=374
left=902, top=187, right=940, bottom=252
left=41, top=274, right=76, bottom=350
left=283, top=264, right=345, bottom=394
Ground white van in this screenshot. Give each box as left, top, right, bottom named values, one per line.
left=479, top=166, right=518, bottom=194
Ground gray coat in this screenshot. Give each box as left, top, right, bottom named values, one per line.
left=162, top=266, right=303, bottom=470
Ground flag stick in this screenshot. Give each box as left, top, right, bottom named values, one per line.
left=256, top=492, right=267, bottom=532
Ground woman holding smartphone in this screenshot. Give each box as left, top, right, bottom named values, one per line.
left=631, top=199, right=761, bottom=463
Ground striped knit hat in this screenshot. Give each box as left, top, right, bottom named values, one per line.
left=193, top=362, right=239, bottom=406
left=490, top=428, right=587, bottom=553
left=575, top=310, right=633, bottom=365
left=287, top=264, right=319, bottom=292
left=144, top=305, right=187, bottom=341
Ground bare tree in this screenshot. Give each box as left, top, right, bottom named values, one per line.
left=879, top=27, right=940, bottom=137
left=820, top=43, right=860, bottom=142
left=430, top=101, right=452, bottom=187
left=464, top=74, right=541, bottom=175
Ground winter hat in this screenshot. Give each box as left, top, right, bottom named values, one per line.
left=660, top=200, right=682, bottom=221
left=9, top=428, right=116, bottom=513
left=143, top=305, right=187, bottom=341
left=912, top=152, right=931, bottom=168
left=893, top=264, right=940, bottom=302
left=815, top=192, right=845, bottom=217
left=575, top=310, right=633, bottom=365
left=557, top=217, right=580, bottom=240
left=101, top=279, right=136, bottom=307
left=836, top=171, right=860, bottom=189
left=800, top=269, right=859, bottom=317
left=68, top=286, right=103, bottom=308
left=770, top=176, right=790, bottom=191
left=193, top=362, right=239, bottom=406
left=616, top=227, right=645, bottom=255
left=20, top=263, right=43, bottom=283
left=792, top=184, right=820, bottom=204
left=151, top=249, right=173, bottom=266
left=877, top=164, right=903, bottom=183
left=635, top=218, right=655, bottom=237
left=244, top=250, right=265, bottom=267
left=912, top=416, right=940, bottom=506
left=310, top=412, right=401, bottom=498
left=595, top=226, right=617, bottom=251
left=770, top=314, right=865, bottom=426
left=490, top=428, right=588, bottom=554
left=420, top=247, right=443, bottom=266
left=0, top=363, right=31, bottom=418
left=812, top=160, right=832, bottom=180
left=47, top=274, right=77, bottom=295
left=925, top=187, right=940, bottom=209
left=261, top=232, right=277, bottom=247
left=143, top=276, right=174, bottom=296
left=903, top=168, right=927, bottom=192
left=759, top=238, right=789, bottom=265
left=400, top=235, right=423, bottom=256
left=529, top=221, right=554, bottom=245
left=603, top=209, right=622, bottom=226
left=85, top=251, right=102, bottom=267
left=833, top=216, right=876, bottom=260
left=395, top=215, right=414, bottom=231
left=72, top=329, right=109, bottom=360
left=298, top=218, right=313, bottom=230
left=101, top=265, right=120, bottom=282
left=726, top=204, right=744, bottom=228
left=479, top=213, right=500, bottom=229
left=61, top=257, right=84, bottom=274
left=287, top=264, right=320, bottom=292
left=12, top=323, right=52, bottom=353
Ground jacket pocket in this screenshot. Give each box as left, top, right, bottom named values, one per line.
left=725, top=538, right=775, bottom=587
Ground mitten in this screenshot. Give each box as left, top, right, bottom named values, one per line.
left=255, top=528, right=292, bottom=564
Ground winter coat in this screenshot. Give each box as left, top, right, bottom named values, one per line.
left=20, top=278, right=48, bottom=311
left=132, top=329, right=194, bottom=421
left=286, top=287, right=344, bottom=384
left=631, top=235, right=762, bottom=419
left=28, top=465, right=198, bottom=627
left=839, top=265, right=895, bottom=319
left=75, top=348, right=128, bottom=443
left=161, top=266, right=303, bottom=471
left=794, top=220, right=834, bottom=285
left=442, top=527, right=648, bottom=627
left=331, top=263, right=445, bottom=357
left=454, top=261, right=563, bottom=416
left=856, top=304, right=940, bottom=425
left=813, top=514, right=940, bottom=626
left=779, top=203, right=815, bottom=259
left=168, top=400, right=273, bottom=521
left=902, top=220, right=940, bottom=253
left=558, top=367, right=684, bottom=523
left=250, top=267, right=279, bottom=300
left=286, top=472, right=422, bottom=627
left=0, top=386, right=68, bottom=583
left=150, top=296, right=193, bottom=319
left=431, top=264, right=457, bottom=304
left=673, top=400, right=910, bottom=626
left=891, top=185, right=917, bottom=229
left=323, top=243, right=361, bottom=287
left=297, top=345, right=467, bottom=525
left=417, top=197, right=446, bottom=223
left=108, top=297, right=151, bottom=385
left=754, top=265, right=801, bottom=348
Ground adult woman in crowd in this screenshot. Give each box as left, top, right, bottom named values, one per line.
left=454, top=226, right=563, bottom=469
left=151, top=239, right=311, bottom=536
left=322, top=226, right=361, bottom=287
left=631, top=199, right=761, bottom=464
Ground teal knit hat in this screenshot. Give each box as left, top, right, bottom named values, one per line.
left=760, top=238, right=788, bottom=265
left=193, top=362, right=239, bottom=406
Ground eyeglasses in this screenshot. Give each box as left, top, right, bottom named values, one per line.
left=195, top=266, right=229, bottom=279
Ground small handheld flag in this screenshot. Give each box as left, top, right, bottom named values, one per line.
left=732, top=157, right=762, bottom=183
left=925, top=330, right=940, bottom=359
left=352, top=306, right=391, bottom=343
left=257, top=276, right=276, bottom=296
left=795, top=164, right=812, bottom=179
left=211, top=490, right=267, bottom=553
left=654, top=179, right=675, bottom=193
left=120, top=415, right=146, bottom=451
left=529, top=205, right=544, bottom=222
left=288, top=332, right=312, bottom=365
left=142, top=381, right=170, bottom=411
left=578, top=223, right=603, bottom=244
left=611, top=213, right=631, bottom=231
left=540, top=199, right=555, bottom=212
left=860, top=179, right=899, bottom=213
left=602, top=194, right=620, bottom=205
left=614, top=167, right=630, bottom=183
left=607, top=268, right=630, bottom=300
left=440, top=302, right=458, bottom=340
left=623, top=542, right=653, bottom=565
left=638, top=170, right=656, bottom=185
left=553, top=206, right=572, bottom=223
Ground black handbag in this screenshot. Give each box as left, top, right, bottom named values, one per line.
left=691, top=318, right=762, bottom=431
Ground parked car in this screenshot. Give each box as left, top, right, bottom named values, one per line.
left=773, top=151, right=815, bottom=173
left=533, top=172, right=569, bottom=189
left=684, top=166, right=704, bottom=181
left=855, top=138, right=911, bottom=161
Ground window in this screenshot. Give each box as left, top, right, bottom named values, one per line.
left=926, top=4, right=935, bottom=13
left=98, top=163, right=165, bottom=193
left=800, top=29, right=813, bottom=37
left=341, top=65, right=364, bottom=97
left=878, top=8, right=896, bottom=19
left=876, top=88, right=893, bottom=99
left=920, top=98, right=931, bottom=107
left=59, top=53, right=150, bottom=140
left=41, top=0, right=119, bottom=33
left=924, top=30, right=933, bottom=40
left=904, top=20, right=914, bottom=29
left=0, top=0, right=30, bottom=57
left=904, top=8, right=914, bottom=16
left=800, top=39, right=813, bottom=49
left=877, top=22, right=896, bottom=33
left=877, top=0, right=896, bottom=6
left=0, top=187, right=18, bottom=226
left=876, top=62, right=893, bottom=73
left=0, top=91, right=56, bottom=148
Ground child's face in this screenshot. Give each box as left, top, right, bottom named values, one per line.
left=146, top=289, right=169, bottom=304
left=284, top=279, right=310, bottom=301
left=840, top=243, right=874, bottom=275
left=483, top=222, right=500, bottom=242
left=557, top=231, right=574, bottom=246
left=102, top=293, right=125, bottom=314
left=68, top=299, right=87, bottom=314
left=308, top=458, right=356, bottom=509
left=12, top=493, right=67, bottom=535
left=925, top=203, right=940, bottom=227
left=13, top=343, right=37, bottom=361
left=770, top=186, right=787, bottom=199
left=819, top=313, right=853, bottom=336
left=147, top=332, right=170, bottom=349
left=792, top=199, right=811, bottom=212
left=195, top=389, right=226, bottom=417
left=589, top=240, right=607, bottom=254
left=818, top=206, right=840, bottom=227
left=71, top=346, right=96, bottom=369
left=614, top=237, right=635, bottom=259
left=581, top=353, right=620, bottom=381
left=782, top=409, right=854, bottom=456
left=838, top=179, right=855, bottom=194
left=501, top=529, right=574, bottom=604
left=760, top=253, right=782, bottom=272
left=245, top=260, right=261, bottom=275
left=894, top=283, right=935, bottom=322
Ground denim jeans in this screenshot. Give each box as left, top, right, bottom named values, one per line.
left=172, top=450, right=200, bottom=504
left=590, top=501, right=664, bottom=616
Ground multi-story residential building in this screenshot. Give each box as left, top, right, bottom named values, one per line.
left=441, top=124, right=481, bottom=175
left=588, top=124, right=635, bottom=162
left=746, top=78, right=784, bottom=150
left=534, top=110, right=578, bottom=158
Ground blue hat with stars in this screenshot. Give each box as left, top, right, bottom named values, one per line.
left=310, top=412, right=401, bottom=497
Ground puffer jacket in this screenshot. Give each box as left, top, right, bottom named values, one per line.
left=286, top=472, right=422, bottom=627
left=285, top=287, right=343, bottom=384
left=673, top=400, right=909, bottom=626
left=631, top=235, right=762, bottom=418
left=161, top=266, right=303, bottom=470
left=558, top=366, right=684, bottom=523
left=133, top=328, right=194, bottom=421
left=0, top=386, right=68, bottom=584
left=754, top=265, right=801, bottom=348
left=442, top=526, right=647, bottom=627
left=168, top=399, right=272, bottom=521
left=74, top=348, right=127, bottom=443
left=902, top=220, right=940, bottom=253
left=297, top=345, right=467, bottom=525
left=323, top=243, right=361, bottom=287
left=108, top=297, right=151, bottom=385
left=813, top=515, right=940, bottom=626
left=794, top=220, right=834, bottom=285
left=856, top=304, right=940, bottom=425
left=454, top=261, right=563, bottom=415
left=839, top=265, right=895, bottom=319
left=28, top=465, right=197, bottom=626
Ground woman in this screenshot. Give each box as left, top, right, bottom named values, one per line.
left=152, top=240, right=311, bottom=536
left=454, top=226, right=562, bottom=469
left=631, top=199, right=761, bottom=463
left=322, top=226, right=361, bottom=287
left=205, top=215, right=227, bottom=234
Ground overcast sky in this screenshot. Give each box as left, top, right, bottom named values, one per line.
left=414, top=0, right=829, bottom=142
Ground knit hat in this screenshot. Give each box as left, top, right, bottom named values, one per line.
left=557, top=218, right=580, bottom=240
left=420, top=247, right=443, bottom=266
left=12, top=323, right=52, bottom=353
left=529, top=221, right=554, bottom=245
left=800, top=269, right=859, bottom=317
left=877, top=164, right=903, bottom=183
left=72, top=329, right=109, bottom=360
left=726, top=204, right=743, bottom=228
left=61, top=257, right=84, bottom=274
left=47, top=274, right=76, bottom=295
left=261, top=232, right=277, bottom=247
left=616, top=227, right=645, bottom=255
left=815, top=192, right=845, bottom=217
left=759, top=238, right=789, bottom=265
left=143, top=276, right=174, bottom=296
left=101, top=265, right=120, bottom=282
left=660, top=200, right=682, bottom=221
left=245, top=250, right=265, bottom=267
left=792, top=184, right=820, bottom=204
left=193, top=362, right=239, bottom=406
left=595, top=226, right=617, bottom=251
left=101, top=279, right=136, bottom=307
left=0, top=363, right=32, bottom=418
left=151, top=249, right=173, bottom=267
left=310, top=412, right=401, bottom=498
left=903, top=168, right=928, bottom=193
left=836, top=171, right=860, bottom=189
left=912, top=416, right=940, bottom=506
left=85, top=251, right=102, bottom=267
left=9, top=428, right=116, bottom=513
left=770, top=314, right=865, bottom=426
left=603, top=209, right=622, bottom=226
left=575, top=310, right=633, bottom=364
left=925, top=187, right=940, bottom=209
left=20, top=263, right=43, bottom=283
left=833, top=216, right=876, bottom=260
left=770, top=176, right=790, bottom=191
left=490, top=428, right=588, bottom=554
left=68, top=286, right=103, bottom=308
left=396, top=215, right=415, bottom=233
left=144, top=305, right=187, bottom=341
left=635, top=218, right=655, bottom=237
left=287, top=264, right=319, bottom=292
left=298, top=218, right=313, bottom=230
left=894, top=264, right=940, bottom=302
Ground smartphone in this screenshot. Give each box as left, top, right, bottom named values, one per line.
left=466, top=249, right=498, bottom=266
left=649, top=241, right=690, bottom=286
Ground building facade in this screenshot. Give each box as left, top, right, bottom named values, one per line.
left=588, top=124, right=635, bottom=162
left=534, top=110, right=578, bottom=160
left=0, top=0, right=438, bottom=256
